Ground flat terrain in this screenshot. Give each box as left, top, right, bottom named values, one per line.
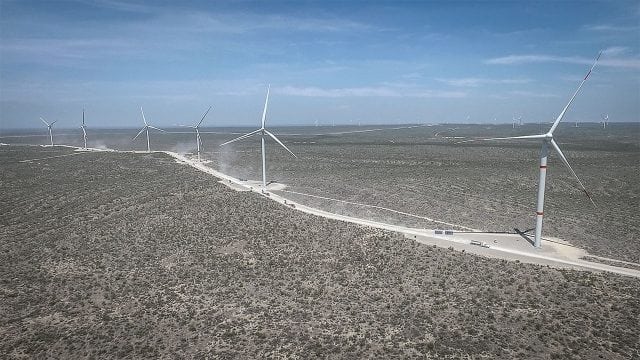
left=2, top=123, right=638, bottom=264
left=267, top=124, right=640, bottom=264
left=1, top=145, right=639, bottom=358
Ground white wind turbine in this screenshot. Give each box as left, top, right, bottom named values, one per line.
left=40, top=117, right=57, bottom=146
left=183, top=105, right=211, bottom=161
left=601, top=114, right=608, bottom=129
left=220, top=85, right=297, bottom=188
left=80, top=109, right=88, bottom=149
left=465, top=52, right=601, bottom=248
left=512, top=115, right=522, bottom=128
left=133, top=107, right=165, bottom=152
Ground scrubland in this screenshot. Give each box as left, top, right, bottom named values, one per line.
left=207, top=124, right=640, bottom=263
left=1, top=145, right=638, bottom=358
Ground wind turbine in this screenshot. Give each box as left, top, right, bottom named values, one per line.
left=513, top=115, right=522, bottom=128
left=601, top=114, right=608, bottom=129
left=465, top=52, right=601, bottom=248
left=40, top=117, right=56, bottom=146
left=80, top=109, right=88, bottom=149
left=133, top=107, right=165, bottom=152
left=220, top=85, right=297, bottom=188
left=182, top=106, right=211, bottom=161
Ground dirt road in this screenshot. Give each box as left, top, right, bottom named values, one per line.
left=164, top=151, right=640, bottom=278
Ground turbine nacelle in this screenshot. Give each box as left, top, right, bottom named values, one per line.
left=40, top=117, right=56, bottom=129
left=459, top=51, right=601, bottom=248
left=133, top=107, right=165, bottom=152
left=179, top=105, right=211, bottom=161
left=40, top=117, right=56, bottom=146
left=220, top=85, right=297, bottom=187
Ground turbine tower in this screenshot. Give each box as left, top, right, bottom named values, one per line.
left=220, top=85, right=297, bottom=188
left=472, top=52, right=601, bottom=248
left=133, top=107, right=165, bottom=152
left=183, top=106, right=211, bottom=161
left=40, top=117, right=56, bottom=146
left=80, top=109, right=88, bottom=149
left=513, top=115, right=522, bottom=128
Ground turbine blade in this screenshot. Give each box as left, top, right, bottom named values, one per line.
left=148, top=126, right=165, bottom=132
left=133, top=126, right=147, bottom=140
left=457, top=134, right=546, bottom=143
left=40, top=117, right=49, bottom=126
left=550, top=139, right=596, bottom=207
left=548, top=51, right=601, bottom=134
left=50, top=120, right=57, bottom=126
left=140, top=106, right=148, bottom=125
left=219, top=129, right=261, bottom=146
left=197, top=105, right=212, bottom=128
left=261, top=85, right=270, bottom=129
left=286, top=124, right=428, bottom=136
left=264, top=130, right=297, bottom=158
left=82, top=109, right=85, bottom=126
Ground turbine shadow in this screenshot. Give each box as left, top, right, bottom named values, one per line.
left=514, top=228, right=581, bottom=248
left=514, top=228, right=535, bottom=246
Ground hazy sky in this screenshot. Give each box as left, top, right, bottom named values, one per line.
left=1, top=0, right=638, bottom=129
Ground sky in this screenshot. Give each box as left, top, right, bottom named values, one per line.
left=0, top=0, right=639, bottom=130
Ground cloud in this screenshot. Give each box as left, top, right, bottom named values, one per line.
left=485, top=54, right=640, bottom=69
left=277, top=86, right=466, bottom=98
left=508, top=90, right=559, bottom=98
left=0, top=38, right=137, bottom=61
left=81, top=0, right=157, bottom=13
left=156, top=11, right=374, bottom=35
left=79, top=1, right=375, bottom=34
left=601, top=46, right=630, bottom=56
left=583, top=24, right=639, bottom=32
left=436, top=77, right=532, bottom=87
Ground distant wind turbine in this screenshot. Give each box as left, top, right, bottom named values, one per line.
left=220, top=85, right=297, bottom=188
left=133, top=107, right=165, bottom=152
left=40, top=117, right=56, bottom=146
left=513, top=115, right=522, bottom=128
left=80, top=109, right=88, bottom=149
left=181, top=106, right=211, bottom=161
left=601, top=114, right=608, bottom=129
left=464, top=52, right=601, bottom=248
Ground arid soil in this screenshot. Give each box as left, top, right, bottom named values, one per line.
left=2, top=123, right=639, bottom=261
left=1, top=145, right=639, bottom=358
left=213, top=124, right=639, bottom=263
